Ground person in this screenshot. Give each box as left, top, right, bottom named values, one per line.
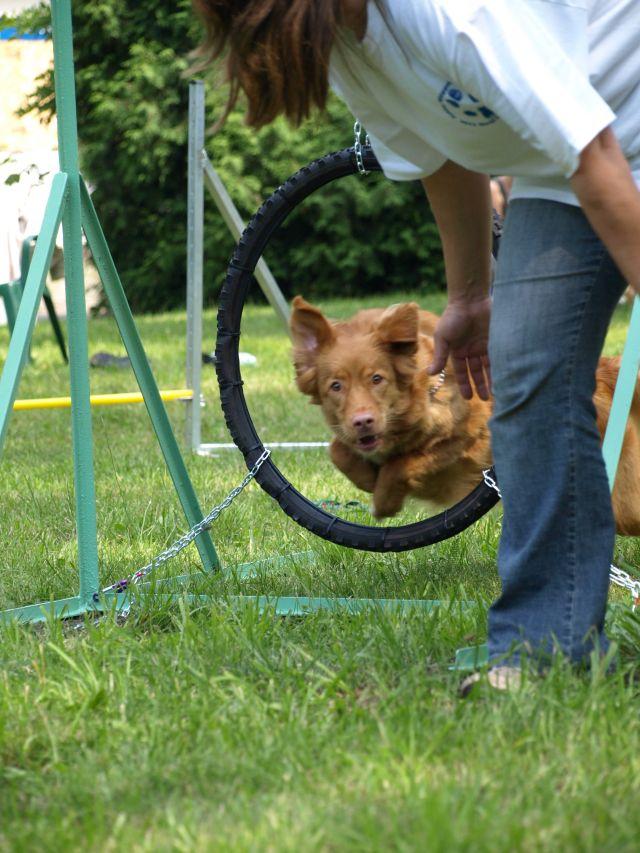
left=490, top=175, right=512, bottom=220
left=192, top=0, right=640, bottom=687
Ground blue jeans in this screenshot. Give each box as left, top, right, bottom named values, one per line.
left=488, top=199, right=626, bottom=666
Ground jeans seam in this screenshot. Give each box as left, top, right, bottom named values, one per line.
left=562, top=245, right=609, bottom=658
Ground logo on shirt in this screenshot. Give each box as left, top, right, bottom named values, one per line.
left=438, top=82, right=498, bottom=127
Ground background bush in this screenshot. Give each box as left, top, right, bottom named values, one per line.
left=14, top=0, right=445, bottom=312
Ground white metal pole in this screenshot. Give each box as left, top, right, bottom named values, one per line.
left=201, top=155, right=291, bottom=334
left=185, top=80, right=205, bottom=451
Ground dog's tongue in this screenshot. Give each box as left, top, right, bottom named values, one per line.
left=358, top=434, right=378, bottom=450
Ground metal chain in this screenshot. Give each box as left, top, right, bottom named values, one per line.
left=482, top=468, right=640, bottom=608
left=429, top=369, right=446, bottom=398
left=101, top=449, right=271, bottom=602
left=353, top=120, right=370, bottom=176
left=101, top=445, right=640, bottom=615
left=482, top=468, right=501, bottom=498
left=609, top=564, right=640, bottom=610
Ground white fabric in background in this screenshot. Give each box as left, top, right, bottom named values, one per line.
left=0, top=184, right=23, bottom=283
left=0, top=1, right=48, bottom=15
left=0, top=153, right=62, bottom=286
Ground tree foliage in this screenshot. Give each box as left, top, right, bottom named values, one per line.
left=15, top=1, right=444, bottom=311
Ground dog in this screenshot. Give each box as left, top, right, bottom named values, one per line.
left=290, top=296, right=640, bottom=535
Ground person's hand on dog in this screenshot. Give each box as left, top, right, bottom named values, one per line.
left=428, top=297, right=492, bottom=401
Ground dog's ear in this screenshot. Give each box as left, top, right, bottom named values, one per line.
left=375, top=303, right=420, bottom=386
left=290, top=296, right=335, bottom=402
left=375, top=303, right=419, bottom=355
left=290, top=296, right=335, bottom=352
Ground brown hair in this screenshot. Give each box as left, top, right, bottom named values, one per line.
left=191, top=0, right=346, bottom=129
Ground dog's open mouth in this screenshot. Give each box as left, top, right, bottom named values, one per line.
left=357, top=434, right=381, bottom=452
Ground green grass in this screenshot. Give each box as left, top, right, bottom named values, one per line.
left=1, top=292, right=640, bottom=851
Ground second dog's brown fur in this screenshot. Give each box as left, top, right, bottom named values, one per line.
left=290, top=296, right=640, bottom=535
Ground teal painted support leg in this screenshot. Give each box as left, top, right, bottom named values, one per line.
left=0, top=597, right=88, bottom=626
left=42, top=287, right=69, bottom=363
left=0, top=280, right=22, bottom=335
left=1, top=593, right=452, bottom=626
left=79, top=179, right=219, bottom=573
left=61, top=173, right=100, bottom=606
left=51, top=0, right=101, bottom=606
left=602, top=297, right=640, bottom=489
left=0, top=173, right=67, bottom=453
left=105, top=594, right=453, bottom=618
left=453, top=644, right=489, bottom=671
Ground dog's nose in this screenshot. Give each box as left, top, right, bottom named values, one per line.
left=352, top=412, right=375, bottom=431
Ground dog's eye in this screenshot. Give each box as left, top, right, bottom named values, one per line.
left=371, top=374, right=384, bottom=385
left=330, top=381, right=342, bottom=392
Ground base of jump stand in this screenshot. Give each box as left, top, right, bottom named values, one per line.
left=0, top=548, right=482, bottom=674
left=452, top=644, right=489, bottom=671
left=1, top=588, right=456, bottom=624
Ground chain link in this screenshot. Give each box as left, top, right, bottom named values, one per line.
left=353, top=120, right=370, bottom=176
left=101, top=449, right=271, bottom=604
left=429, top=369, right=446, bottom=398
left=609, top=564, right=640, bottom=610
left=482, top=468, right=502, bottom=498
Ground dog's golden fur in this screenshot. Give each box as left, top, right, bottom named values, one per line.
left=290, top=296, right=640, bottom=535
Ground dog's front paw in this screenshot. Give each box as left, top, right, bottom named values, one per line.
left=372, top=494, right=403, bottom=519
left=330, top=439, right=378, bottom=493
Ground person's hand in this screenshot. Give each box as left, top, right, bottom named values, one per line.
left=428, top=298, right=492, bottom=400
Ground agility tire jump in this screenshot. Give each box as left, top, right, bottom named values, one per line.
left=216, top=146, right=501, bottom=552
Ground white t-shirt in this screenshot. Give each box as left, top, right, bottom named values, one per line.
left=329, top=0, right=640, bottom=205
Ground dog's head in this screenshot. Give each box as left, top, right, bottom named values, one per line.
left=291, top=296, right=431, bottom=455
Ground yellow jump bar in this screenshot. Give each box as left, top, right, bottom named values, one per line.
left=13, top=389, right=194, bottom=411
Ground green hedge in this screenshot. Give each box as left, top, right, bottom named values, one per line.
left=14, top=1, right=444, bottom=312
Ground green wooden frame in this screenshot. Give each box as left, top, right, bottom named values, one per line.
left=0, top=0, right=218, bottom=622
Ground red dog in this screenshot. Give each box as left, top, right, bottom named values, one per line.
left=291, top=296, right=640, bottom=534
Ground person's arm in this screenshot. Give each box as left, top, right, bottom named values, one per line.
left=571, top=127, right=640, bottom=292
left=422, top=160, right=493, bottom=399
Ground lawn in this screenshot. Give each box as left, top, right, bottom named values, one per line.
left=1, top=292, right=640, bottom=851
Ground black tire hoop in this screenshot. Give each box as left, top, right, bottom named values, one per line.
left=216, top=146, right=500, bottom=552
